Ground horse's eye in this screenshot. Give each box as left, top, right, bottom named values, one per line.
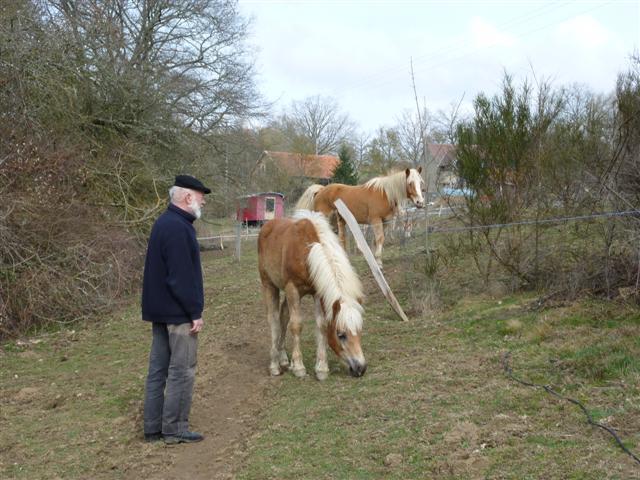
left=337, top=332, right=348, bottom=341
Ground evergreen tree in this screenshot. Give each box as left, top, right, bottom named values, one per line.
left=331, top=144, right=359, bottom=185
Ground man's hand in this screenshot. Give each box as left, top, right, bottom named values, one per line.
left=190, top=318, right=204, bottom=334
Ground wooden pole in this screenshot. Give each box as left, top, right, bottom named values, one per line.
left=410, top=58, right=430, bottom=258
left=334, top=199, right=409, bottom=322
left=234, top=222, right=241, bottom=262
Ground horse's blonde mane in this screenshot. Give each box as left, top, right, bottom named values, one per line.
left=295, top=184, right=324, bottom=210
left=292, top=210, right=363, bottom=333
left=364, top=170, right=409, bottom=207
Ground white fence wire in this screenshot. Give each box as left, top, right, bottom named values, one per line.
left=197, top=208, right=640, bottom=262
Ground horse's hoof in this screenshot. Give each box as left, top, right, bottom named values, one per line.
left=269, top=366, right=282, bottom=376
left=315, top=370, right=329, bottom=381
left=292, top=368, right=307, bottom=378
left=279, top=352, right=289, bottom=367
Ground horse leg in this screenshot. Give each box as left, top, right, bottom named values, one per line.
left=313, top=297, right=329, bottom=381
left=337, top=215, right=348, bottom=251
left=372, top=220, right=385, bottom=268
left=285, top=284, right=306, bottom=378
left=278, top=299, right=290, bottom=369
left=262, top=283, right=283, bottom=376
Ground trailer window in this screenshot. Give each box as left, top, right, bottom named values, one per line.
left=265, top=197, right=275, bottom=213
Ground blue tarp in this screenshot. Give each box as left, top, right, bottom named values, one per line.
left=440, top=187, right=474, bottom=197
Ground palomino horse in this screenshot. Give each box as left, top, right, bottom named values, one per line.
left=295, top=168, right=425, bottom=267
left=257, top=210, right=366, bottom=380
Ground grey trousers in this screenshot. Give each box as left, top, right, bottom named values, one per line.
left=143, top=322, right=198, bottom=435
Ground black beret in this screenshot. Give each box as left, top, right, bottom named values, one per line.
left=174, top=175, right=211, bottom=194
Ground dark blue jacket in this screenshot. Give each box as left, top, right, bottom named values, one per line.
left=142, top=204, right=204, bottom=324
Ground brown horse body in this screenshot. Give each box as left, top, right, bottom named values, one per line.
left=257, top=210, right=366, bottom=380
left=296, top=168, right=425, bottom=267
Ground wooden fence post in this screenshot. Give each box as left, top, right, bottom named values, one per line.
left=234, top=223, right=241, bottom=262
left=334, top=199, right=409, bottom=322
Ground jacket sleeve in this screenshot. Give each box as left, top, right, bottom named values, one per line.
left=162, top=227, right=203, bottom=320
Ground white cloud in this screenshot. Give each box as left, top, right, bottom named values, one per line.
left=518, top=14, right=629, bottom=93
left=555, top=14, right=611, bottom=48
left=469, top=17, right=517, bottom=49
left=241, top=1, right=638, bottom=133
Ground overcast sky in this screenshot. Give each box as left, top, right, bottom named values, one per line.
left=238, top=0, right=640, bottom=134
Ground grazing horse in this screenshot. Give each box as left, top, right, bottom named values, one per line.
left=295, top=168, right=425, bottom=267
left=257, top=210, right=366, bottom=380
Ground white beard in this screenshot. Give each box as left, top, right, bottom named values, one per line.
left=189, top=200, right=202, bottom=219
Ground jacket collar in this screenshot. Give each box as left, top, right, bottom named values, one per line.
left=168, top=203, right=196, bottom=224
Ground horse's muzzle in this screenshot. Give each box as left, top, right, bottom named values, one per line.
left=348, top=361, right=367, bottom=377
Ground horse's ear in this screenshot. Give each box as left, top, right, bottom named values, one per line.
left=332, top=300, right=341, bottom=318
left=417, top=166, right=422, bottom=174
left=405, top=168, right=410, bottom=177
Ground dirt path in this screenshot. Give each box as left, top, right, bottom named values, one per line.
left=155, top=327, right=273, bottom=480
left=124, top=335, right=275, bottom=480
left=126, top=250, right=295, bottom=480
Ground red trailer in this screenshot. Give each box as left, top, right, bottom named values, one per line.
left=236, top=192, right=285, bottom=226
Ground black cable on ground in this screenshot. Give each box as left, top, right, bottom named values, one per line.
left=501, top=351, right=640, bottom=466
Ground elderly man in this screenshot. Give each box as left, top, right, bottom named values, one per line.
left=141, top=174, right=210, bottom=444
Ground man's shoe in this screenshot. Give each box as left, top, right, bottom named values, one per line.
left=163, top=431, right=204, bottom=444
left=144, top=432, right=163, bottom=443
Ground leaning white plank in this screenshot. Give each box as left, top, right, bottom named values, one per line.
left=334, top=199, right=409, bottom=322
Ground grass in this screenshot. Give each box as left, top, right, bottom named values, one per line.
left=0, top=246, right=264, bottom=479
left=236, top=232, right=640, bottom=479
left=0, top=305, right=150, bottom=477
left=237, top=288, right=640, bottom=479
left=1, top=222, right=639, bottom=479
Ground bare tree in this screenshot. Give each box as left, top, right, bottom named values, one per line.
left=434, top=96, right=466, bottom=144
left=612, top=53, right=640, bottom=211
left=277, top=95, right=355, bottom=155
left=365, top=126, right=402, bottom=176
left=610, top=53, right=640, bottom=292
left=43, top=0, right=261, bottom=134
left=0, top=0, right=263, bottom=335
left=351, top=130, right=371, bottom=172
left=396, top=107, right=431, bottom=167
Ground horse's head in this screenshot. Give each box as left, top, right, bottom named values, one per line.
left=328, top=300, right=366, bottom=377
left=405, top=167, right=425, bottom=208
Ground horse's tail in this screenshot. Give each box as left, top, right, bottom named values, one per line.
left=293, top=210, right=363, bottom=330
left=295, top=184, right=324, bottom=210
